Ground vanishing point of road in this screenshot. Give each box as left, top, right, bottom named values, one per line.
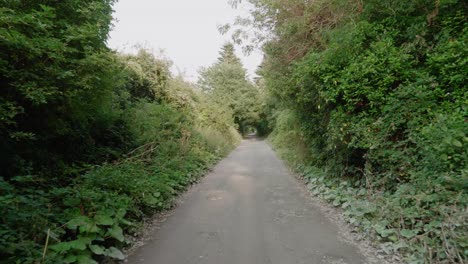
left=127, top=138, right=369, bottom=264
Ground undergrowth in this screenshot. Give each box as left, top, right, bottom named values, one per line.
left=269, top=110, right=467, bottom=264
left=0, top=102, right=239, bottom=263
left=0, top=35, right=241, bottom=263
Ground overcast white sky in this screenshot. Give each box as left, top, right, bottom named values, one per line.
left=107, top=0, right=263, bottom=82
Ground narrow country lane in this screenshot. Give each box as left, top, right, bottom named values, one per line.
left=127, top=138, right=368, bottom=264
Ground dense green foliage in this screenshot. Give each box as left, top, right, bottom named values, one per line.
left=230, top=0, right=467, bottom=262
left=2, top=0, right=467, bottom=263
left=0, top=1, right=240, bottom=263
left=0, top=0, right=120, bottom=179
left=198, top=43, right=264, bottom=135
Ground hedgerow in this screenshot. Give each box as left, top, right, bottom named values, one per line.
left=231, top=0, right=467, bottom=262
left=0, top=1, right=240, bottom=263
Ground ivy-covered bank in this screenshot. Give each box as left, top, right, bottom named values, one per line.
left=0, top=1, right=241, bottom=263
left=226, top=0, right=467, bottom=263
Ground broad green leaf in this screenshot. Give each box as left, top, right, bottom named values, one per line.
left=107, top=225, right=124, bottom=242
left=452, top=139, right=462, bottom=147
left=63, top=254, right=77, bottom=263
left=68, top=236, right=92, bottom=250
left=400, top=229, right=416, bottom=239
left=67, top=216, right=91, bottom=230
left=50, top=242, right=72, bottom=253
left=79, top=221, right=100, bottom=233
left=76, top=254, right=98, bottom=264
left=105, top=247, right=125, bottom=260
left=89, top=244, right=106, bottom=255
left=95, top=214, right=114, bottom=226
left=116, top=208, right=127, bottom=218
left=120, top=218, right=133, bottom=226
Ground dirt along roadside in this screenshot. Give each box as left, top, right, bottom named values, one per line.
left=124, top=138, right=394, bottom=264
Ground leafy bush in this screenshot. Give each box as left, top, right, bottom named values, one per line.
left=0, top=78, right=239, bottom=264
left=270, top=117, right=467, bottom=263
left=198, top=43, right=264, bottom=135
left=0, top=0, right=126, bottom=179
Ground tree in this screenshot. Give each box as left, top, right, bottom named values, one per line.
left=217, top=42, right=242, bottom=65
left=198, top=45, right=261, bottom=134
left=0, top=0, right=119, bottom=178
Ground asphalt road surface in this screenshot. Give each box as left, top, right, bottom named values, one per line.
left=127, top=138, right=368, bottom=264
